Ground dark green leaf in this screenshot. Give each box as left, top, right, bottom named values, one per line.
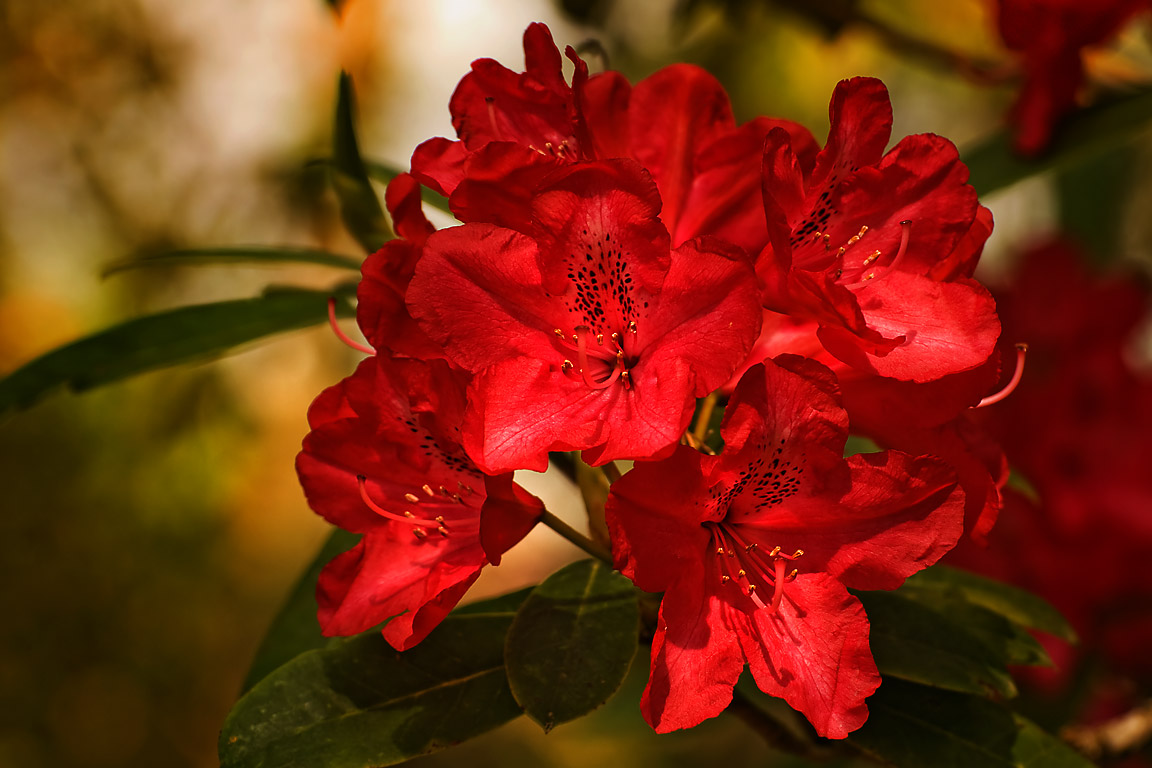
left=363, top=159, right=453, bottom=215
left=0, top=288, right=354, bottom=418
left=332, top=73, right=391, bottom=253
left=241, top=528, right=360, bottom=694
left=856, top=591, right=1018, bottom=698
left=103, top=247, right=362, bottom=277
left=902, top=566, right=1076, bottom=642
left=964, top=88, right=1152, bottom=197
left=897, top=587, right=1051, bottom=669
left=220, top=591, right=529, bottom=768
left=505, top=559, right=638, bottom=731
left=850, top=679, right=1096, bottom=768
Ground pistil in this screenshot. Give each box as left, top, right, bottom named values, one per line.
left=357, top=475, right=450, bottom=537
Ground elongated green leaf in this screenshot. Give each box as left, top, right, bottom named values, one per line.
left=964, top=88, right=1152, bottom=196
left=220, top=591, right=529, bottom=768
left=363, top=159, right=454, bottom=215
left=857, top=591, right=1018, bottom=698
left=505, top=559, right=638, bottom=731
left=241, top=528, right=360, bottom=694
left=103, top=247, right=361, bottom=277
left=903, top=566, right=1076, bottom=642
left=333, top=73, right=390, bottom=253
left=0, top=287, right=354, bottom=418
left=850, top=679, right=1095, bottom=768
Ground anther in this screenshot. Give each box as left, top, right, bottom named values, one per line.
left=596, top=333, right=604, bottom=345
left=422, top=484, right=435, bottom=497
left=721, top=575, right=731, bottom=584
left=627, top=321, right=637, bottom=334
left=327, top=298, right=376, bottom=356
left=611, top=332, right=621, bottom=344
left=769, top=546, right=782, bottom=557
left=977, top=343, right=1029, bottom=408
left=413, top=528, right=427, bottom=539
left=561, top=360, right=573, bottom=372
left=716, top=547, right=725, bottom=555
left=404, top=493, right=420, bottom=503
left=738, top=569, right=746, bottom=578
left=554, top=328, right=565, bottom=339
left=457, top=482, right=474, bottom=495
left=745, top=543, right=757, bottom=552
left=437, top=526, right=450, bottom=537
left=862, top=249, right=881, bottom=266
left=748, top=584, right=757, bottom=594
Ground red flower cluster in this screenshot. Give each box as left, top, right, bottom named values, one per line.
left=297, top=23, right=1006, bottom=738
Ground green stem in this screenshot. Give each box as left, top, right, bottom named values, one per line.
left=602, top=461, right=622, bottom=484
left=693, top=393, right=718, bottom=443
left=540, top=508, right=613, bottom=565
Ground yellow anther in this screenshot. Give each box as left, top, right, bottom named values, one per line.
left=404, top=493, right=420, bottom=503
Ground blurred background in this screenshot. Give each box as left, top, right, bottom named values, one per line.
left=1, top=1, right=1151, bottom=766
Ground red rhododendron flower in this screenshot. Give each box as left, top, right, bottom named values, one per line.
left=412, top=22, right=813, bottom=253
left=996, top=0, right=1147, bottom=155
left=758, top=77, right=1000, bottom=384
left=606, top=358, right=964, bottom=737
left=406, top=159, right=762, bottom=474
left=296, top=355, right=542, bottom=650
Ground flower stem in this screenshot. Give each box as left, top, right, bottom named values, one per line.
left=540, top=508, right=613, bottom=565
left=692, top=393, right=718, bottom=443
left=601, top=461, right=622, bottom=484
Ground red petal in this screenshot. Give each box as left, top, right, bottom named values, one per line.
left=479, top=473, right=543, bottom=565
left=642, top=576, right=745, bottom=733
left=825, top=272, right=1000, bottom=382
left=604, top=444, right=715, bottom=591
left=316, top=532, right=484, bottom=650
left=410, top=137, right=469, bottom=198
left=629, top=64, right=735, bottom=239
left=738, top=574, right=878, bottom=738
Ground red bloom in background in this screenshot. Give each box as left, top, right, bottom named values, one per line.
left=997, top=0, right=1147, bottom=155
left=758, top=77, right=1000, bottom=385
left=296, top=355, right=542, bottom=651
left=951, top=240, right=1152, bottom=681
left=606, top=358, right=964, bottom=737
left=407, top=160, right=761, bottom=474
left=412, top=22, right=813, bottom=254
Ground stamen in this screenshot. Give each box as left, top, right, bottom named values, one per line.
left=842, top=220, right=912, bottom=289
left=457, top=482, right=474, bottom=495
left=422, top=484, right=435, bottom=497
left=404, top=493, right=420, bottom=503
left=977, top=343, right=1029, bottom=407
left=356, top=476, right=444, bottom=529
left=627, top=321, right=637, bottom=334
left=327, top=298, right=375, bottom=355
left=574, top=325, right=624, bottom=389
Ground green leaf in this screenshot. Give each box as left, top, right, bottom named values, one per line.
left=902, top=566, right=1077, bottom=642
left=0, top=288, right=354, bottom=418
left=241, top=528, right=361, bottom=694
left=220, top=591, right=529, bottom=768
left=504, top=559, right=639, bottom=731
left=856, top=590, right=1018, bottom=699
left=103, top=247, right=362, bottom=277
left=363, top=159, right=453, bottom=215
left=850, top=679, right=1096, bottom=768
left=332, top=73, right=391, bottom=253
left=964, top=88, right=1152, bottom=197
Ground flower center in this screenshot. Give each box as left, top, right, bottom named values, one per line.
left=706, top=521, right=803, bottom=612
left=356, top=474, right=477, bottom=540
left=554, top=322, right=638, bottom=390
left=804, top=220, right=912, bottom=288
